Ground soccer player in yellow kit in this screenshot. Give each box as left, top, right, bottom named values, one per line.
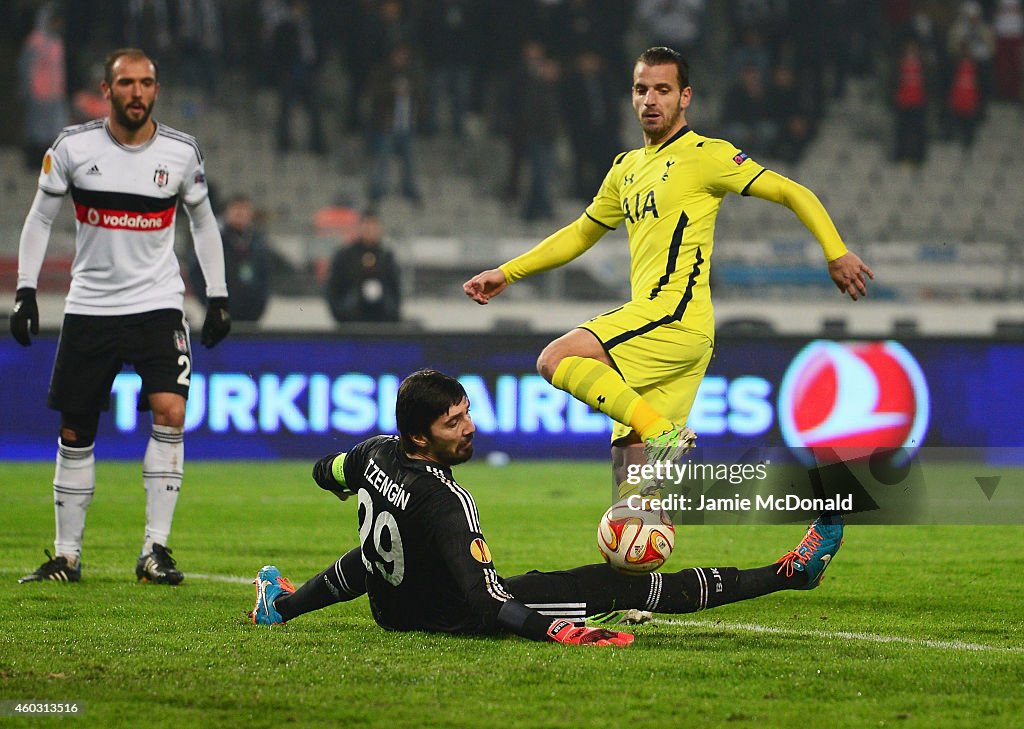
left=464, top=47, right=874, bottom=493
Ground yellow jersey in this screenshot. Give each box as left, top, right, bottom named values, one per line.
left=585, top=126, right=765, bottom=339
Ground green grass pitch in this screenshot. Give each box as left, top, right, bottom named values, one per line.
left=1, top=460, right=1022, bottom=728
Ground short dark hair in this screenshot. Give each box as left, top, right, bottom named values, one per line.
left=103, top=48, right=158, bottom=86
left=635, top=46, right=689, bottom=89
left=396, top=369, right=467, bottom=453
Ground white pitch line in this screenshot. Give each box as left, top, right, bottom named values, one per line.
left=7, top=565, right=1021, bottom=653
left=653, top=618, right=1024, bottom=654
left=184, top=572, right=254, bottom=585
left=1, top=566, right=253, bottom=585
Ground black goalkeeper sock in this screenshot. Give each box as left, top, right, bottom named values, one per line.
left=656, top=565, right=797, bottom=613
left=276, top=549, right=366, bottom=621
left=275, top=568, right=343, bottom=621
left=727, top=564, right=803, bottom=601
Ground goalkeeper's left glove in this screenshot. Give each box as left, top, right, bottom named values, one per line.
left=547, top=620, right=634, bottom=647
left=201, top=297, right=231, bottom=348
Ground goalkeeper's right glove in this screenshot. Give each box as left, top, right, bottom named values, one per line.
left=547, top=619, right=634, bottom=647
left=10, top=287, right=39, bottom=347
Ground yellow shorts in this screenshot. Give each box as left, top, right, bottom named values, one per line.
left=580, top=298, right=713, bottom=443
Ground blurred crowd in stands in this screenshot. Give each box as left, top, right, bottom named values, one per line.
left=890, top=0, right=1023, bottom=165
left=7, top=0, right=1024, bottom=322
left=12, top=1, right=1023, bottom=194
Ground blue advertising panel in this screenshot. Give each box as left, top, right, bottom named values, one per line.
left=1, top=334, right=1021, bottom=461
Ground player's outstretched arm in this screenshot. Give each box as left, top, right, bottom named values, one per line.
left=430, top=489, right=633, bottom=645
left=746, top=170, right=874, bottom=301
left=496, top=599, right=634, bottom=645
left=463, top=214, right=608, bottom=305
left=463, top=269, right=509, bottom=305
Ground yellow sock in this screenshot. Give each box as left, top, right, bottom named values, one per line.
left=551, top=356, right=672, bottom=439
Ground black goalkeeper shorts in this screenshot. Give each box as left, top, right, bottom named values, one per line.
left=48, top=309, right=192, bottom=414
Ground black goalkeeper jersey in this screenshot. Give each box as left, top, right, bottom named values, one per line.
left=340, top=435, right=516, bottom=634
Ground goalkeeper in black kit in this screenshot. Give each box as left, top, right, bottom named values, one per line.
left=249, top=370, right=843, bottom=646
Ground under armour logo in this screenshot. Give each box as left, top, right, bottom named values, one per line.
left=597, top=395, right=606, bottom=405
left=623, top=174, right=634, bottom=185
left=662, top=160, right=675, bottom=181
left=55, top=499, right=65, bottom=508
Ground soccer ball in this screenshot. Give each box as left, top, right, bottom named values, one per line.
left=597, top=500, right=675, bottom=573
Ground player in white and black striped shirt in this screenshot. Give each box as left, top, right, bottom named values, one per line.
left=13, top=48, right=231, bottom=587
left=250, top=370, right=843, bottom=645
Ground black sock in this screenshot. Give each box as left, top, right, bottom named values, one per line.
left=656, top=565, right=799, bottom=613
left=275, top=548, right=366, bottom=621
left=275, top=569, right=342, bottom=621
left=725, top=564, right=804, bottom=602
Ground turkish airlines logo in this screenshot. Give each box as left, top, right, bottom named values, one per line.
left=778, top=341, right=930, bottom=459
left=74, top=203, right=174, bottom=231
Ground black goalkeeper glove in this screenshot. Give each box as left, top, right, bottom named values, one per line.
left=201, top=296, right=231, bottom=348
left=10, top=287, right=39, bottom=347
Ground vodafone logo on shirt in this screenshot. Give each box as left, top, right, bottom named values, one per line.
left=778, top=340, right=930, bottom=459
left=75, top=203, right=175, bottom=230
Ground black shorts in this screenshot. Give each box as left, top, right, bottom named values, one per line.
left=48, top=309, right=193, bottom=414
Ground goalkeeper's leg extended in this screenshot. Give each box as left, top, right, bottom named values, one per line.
left=507, top=519, right=843, bottom=622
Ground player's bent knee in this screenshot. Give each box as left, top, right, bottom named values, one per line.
left=153, top=411, right=185, bottom=429
left=536, top=342, right=564, bottom=382
left=152, top=405, right=185, bottom=428
left=149, top=393, right=186, bottom=427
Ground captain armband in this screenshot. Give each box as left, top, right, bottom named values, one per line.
left=331, top=453, right=347, bottom=487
